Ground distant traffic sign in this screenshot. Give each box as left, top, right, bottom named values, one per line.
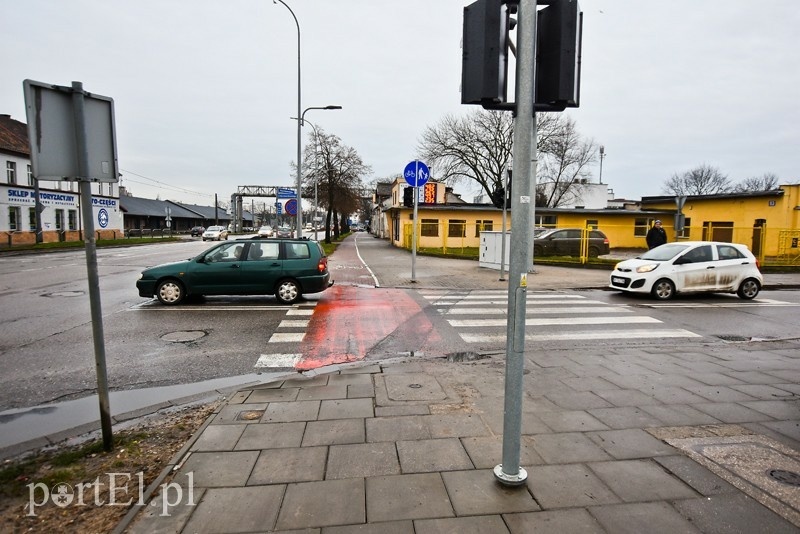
left=277, top=188, right=297, bottom=199
left=276, top=201, right=282, bottom=215
left=404, top=160, right=430, bottom=188
left=285, top=198, right=298, bottom=216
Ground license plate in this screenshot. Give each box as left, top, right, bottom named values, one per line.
left=611, top=277, right=625, bottom=284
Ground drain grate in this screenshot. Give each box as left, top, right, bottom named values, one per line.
left=767, top=469, right=800, bottom=487
left=446, top=352, right=490, bottom=362
left=717, top=335, right=751, bottom=342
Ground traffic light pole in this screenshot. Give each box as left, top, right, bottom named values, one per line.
left=494, top=0, right=537, bottom=487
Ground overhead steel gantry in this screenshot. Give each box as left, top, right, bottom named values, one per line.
left=230, top=185, right=296, bottom=232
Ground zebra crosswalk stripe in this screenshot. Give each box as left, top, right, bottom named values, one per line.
left=460, top=328, right=701, bottom=343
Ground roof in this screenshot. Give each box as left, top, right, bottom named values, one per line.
left=0, top=114, right=30, bottom=156
left=641, top=189, right=785, bottom=204
left=119, top=195, right=254, bottom=221
left=120, top=196, right=201, bottom=218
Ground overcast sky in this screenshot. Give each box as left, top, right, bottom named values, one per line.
left=3, top=0, right=798, bottom=205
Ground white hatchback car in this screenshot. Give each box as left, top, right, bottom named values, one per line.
left=610, top=241, right=763, bottom=300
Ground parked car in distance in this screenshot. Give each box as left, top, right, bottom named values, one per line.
left=610, top=241, right=762, bottom=300
left=137, top=237, right=333, bottom=305
left=257, top=225, right=274, bottom=237
left=533, top=228, right=610, bottom=258
left=202, top=225, right=229, bottom=241
left=276, top=225, right=293, bottom=238
left=190, top=226, right=205, bottom=237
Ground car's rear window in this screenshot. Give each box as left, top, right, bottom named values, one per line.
left=285, top=243, right=310, bottom=259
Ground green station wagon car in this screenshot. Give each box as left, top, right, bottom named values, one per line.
left=137, top=237, right=333, bottom=305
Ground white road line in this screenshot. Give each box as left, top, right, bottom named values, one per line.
left=422, top=293, right=587, bottom=300
left=432, top=299, right=609, bottom=306
left=130, top=303, right=294, bottom=311
left=448, top=316, right=662, bottom=327
left=255, top=353, right=301, bottom=368
left=279, top=320, right=310, bottom=328
left=643, top=300, right=797, bottom=308
left=460, top=328, right=701, bottom=343
left=268, top=333, right=306, bottom=343
left=287, top=308, right=314, bottom=315
left=438, top=306, right=634, bottom=315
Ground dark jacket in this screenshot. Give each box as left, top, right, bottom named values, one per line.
left=646, top=226, right=667, bottom=249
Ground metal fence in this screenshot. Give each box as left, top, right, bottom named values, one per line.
left=399, top=221, right=800, bottom=266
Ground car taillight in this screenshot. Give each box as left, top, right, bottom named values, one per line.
left=756, top=258, right=761, bottom=271
left=318, top=257, right=328, bottom=273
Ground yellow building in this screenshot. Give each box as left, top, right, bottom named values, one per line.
left=376, top=180, right=800, bottom=265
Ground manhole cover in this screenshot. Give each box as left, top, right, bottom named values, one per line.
left=767, top=469, right=800, bottom=487
left=44, top=291, right=84, bottom=298
left=160, top=330, right=207, bottom=343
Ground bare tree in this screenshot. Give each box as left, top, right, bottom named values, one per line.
left=732, top=172, right=780, bottom=192
left=418, top=109, right=570, bottom=201
left=662, top=164, right=732, bottom=195
left=302, top=128, right=371, bottom=243
left=536, top=116, right=597, bottom=207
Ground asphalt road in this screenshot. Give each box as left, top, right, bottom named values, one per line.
left=0, top=238, right=797, bottom=413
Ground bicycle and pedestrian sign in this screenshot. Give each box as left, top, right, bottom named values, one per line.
left=404, top=160, right=429, bottom=188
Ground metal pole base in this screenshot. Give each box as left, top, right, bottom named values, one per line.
left=493, top=464, right=528, bottom=486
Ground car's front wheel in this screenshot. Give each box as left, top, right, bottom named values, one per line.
left=651, top=278, right=676, bottom=300
left=156, top=279, right=185, bottom=305
left=737, top=278, right=760, bottom=300
left=275, top=279, right=301, bottom=304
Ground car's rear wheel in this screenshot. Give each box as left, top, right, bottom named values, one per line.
left=588, top=246, right=600, bottom=258
left=737, top=278, right=760, bottom=300
left=156, top=279, right=185, bottom=305
left=651, top=278, right=676, bottom=300
left=276, top=279, right=301, bottom=304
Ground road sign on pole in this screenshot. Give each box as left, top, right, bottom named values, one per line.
left=285, top=198, right=298, bottom=216
left=404, top=160, right=430, bottom=188
left=403, top=160, right=430, bottom=282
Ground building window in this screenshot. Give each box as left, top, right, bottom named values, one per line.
left=678, top=217, right=691, bottom=239
left=536, top=215, right=557, bottom=227
left=634, top=218, right=650, bottom=237
left=55, top=209, right=64, bottom=231
left=6, top=161, right=16, bottom=184
left=448, top=219, right=466, bottom=238
left=68, top=210, right=78, bottom=231
left=421, top=218, right=439, bottom=237
left=27, top=164, right=33, bottom=186
left=9, top=207, right=20, bottom=230
left=475, top=220, right=493, bottom=237
left=28, top=207, right=36, bottom=231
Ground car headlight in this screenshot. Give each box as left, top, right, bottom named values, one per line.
left=636, top=264, right=659, bottom=273
left=137, top=273, right=143, bottom=280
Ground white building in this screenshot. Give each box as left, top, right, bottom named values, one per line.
left=1, top=114, right=122, bottom=244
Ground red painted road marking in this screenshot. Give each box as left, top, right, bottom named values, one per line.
left=297, top=285, right=439, bottom=370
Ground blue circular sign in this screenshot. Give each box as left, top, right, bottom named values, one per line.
left=404, top=160, right=430, bottom=187
left=97, top=208, right=109, bottom=228
left=284, top=198, right=298, bottom=216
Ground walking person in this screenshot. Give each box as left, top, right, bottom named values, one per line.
left=646, top=219, right=668, bottom=249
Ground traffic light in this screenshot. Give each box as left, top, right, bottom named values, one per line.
left=403, top=186, right=414, bottom=207
left=490, top=170, right=512, bottom=209
left=535, top=0, right=583, bottom=110
left=461, top=0, right=582, bottom=112
left=461, top=0, right=511, bottom=106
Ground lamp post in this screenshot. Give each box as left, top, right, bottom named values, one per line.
left=598, top=145, right=606, bottom=184
left=295, top=106, right=341, bottom=238
left=273, top=0, right=302, bottom=234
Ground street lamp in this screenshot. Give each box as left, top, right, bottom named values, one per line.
left=598, top=145, right=606, bottom=184
left=273, top=0, right=303, bottom=233
left=296, top=105, right=341, bottom=238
